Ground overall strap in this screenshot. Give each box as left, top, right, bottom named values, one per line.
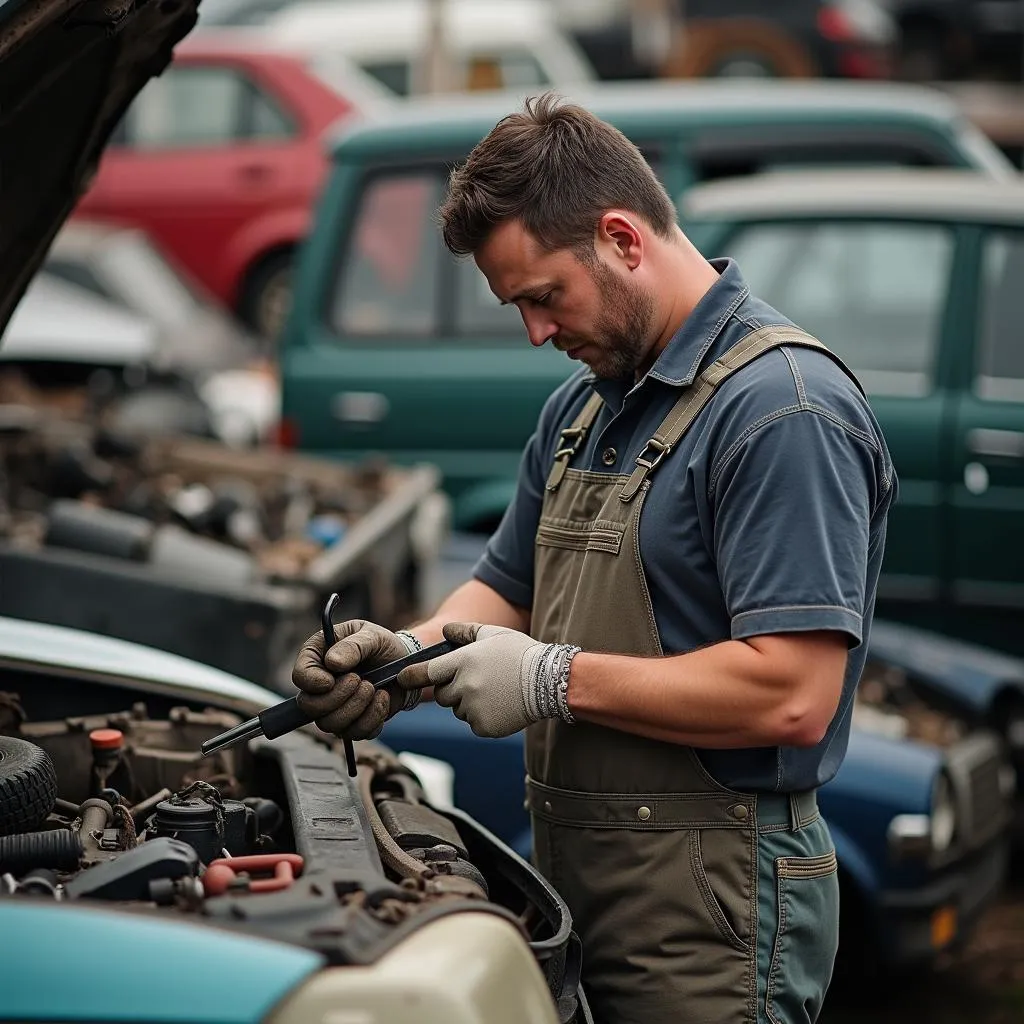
left=546, top=391, right=605, bottom=492
left=619, top=326, right=839, bottom=503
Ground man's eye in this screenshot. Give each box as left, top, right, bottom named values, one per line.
left=535, top=293, right=552, bottom=307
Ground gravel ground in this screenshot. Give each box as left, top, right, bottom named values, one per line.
left=823, top=887, right=1024, bottom=1023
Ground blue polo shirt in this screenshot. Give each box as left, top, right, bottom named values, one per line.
left=474, top=259, right=897, bottom=792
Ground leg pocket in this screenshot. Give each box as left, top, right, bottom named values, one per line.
left=689, top=829, right=752, bottom=954
left=765, top=851, right=839, bottom=1024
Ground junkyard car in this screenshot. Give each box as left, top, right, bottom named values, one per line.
left=279, top=78, right=1013, bottom=533
left=0, top=617, right=582, bottom=1023
left=680, top=169, right=1024, bottom=658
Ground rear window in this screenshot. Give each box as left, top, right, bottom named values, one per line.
left=719, top=219, right=954, bottom=396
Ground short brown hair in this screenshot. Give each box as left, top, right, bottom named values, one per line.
left=440, top=92, right=676, bottom=257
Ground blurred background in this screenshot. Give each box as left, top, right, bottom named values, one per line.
left=7, top=3, right=1024, bottom=1019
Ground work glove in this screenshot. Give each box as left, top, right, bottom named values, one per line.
left=292, top=619, right=420, bottom=740
left=396, top=622, right=581, bottom=738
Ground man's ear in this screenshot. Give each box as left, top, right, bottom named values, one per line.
left=597, top=211, right=643, bottom=269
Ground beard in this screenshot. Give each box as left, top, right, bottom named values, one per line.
left=560, top=258, right=656, bottom=380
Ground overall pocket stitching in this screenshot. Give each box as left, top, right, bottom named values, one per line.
left=689, top=830, right=751, bottom=954
left=777, top=852, right=838, bottom=879
left=765, top=867, right=789, bottom=1024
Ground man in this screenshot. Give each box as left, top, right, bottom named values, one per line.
left=292, top=94, right=896, bottom=1024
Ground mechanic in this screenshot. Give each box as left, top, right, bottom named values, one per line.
left=291, top=94, right=896, bottom=1024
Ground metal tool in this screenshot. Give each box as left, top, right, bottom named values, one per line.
left=200, top=594, right=454, bottom=768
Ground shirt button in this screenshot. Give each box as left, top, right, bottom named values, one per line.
left=637, top=806, right=652, bottom=821
left=601, top=447, right=617, bottom=466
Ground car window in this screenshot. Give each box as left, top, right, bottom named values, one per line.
left=976, top=230, right=1024, bottom=401
left=329, top=171, right=443, bottom=337
left=454, top=260, right=524, bottom=336
left=42, top=259, right=114, bottom=303
left=361, top=60, right=410, bottom=95
left=122, top=66, right=294, bottom=148
left=721, top=220, right=953, bottom=396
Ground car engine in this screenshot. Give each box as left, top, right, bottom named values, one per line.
left=0, top=699, right=581, bottom=1020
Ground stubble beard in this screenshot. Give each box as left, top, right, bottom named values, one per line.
left=573, top=259, right=657, bottom=380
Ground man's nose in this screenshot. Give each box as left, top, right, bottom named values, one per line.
left=521, top=309, right=557, bottom=348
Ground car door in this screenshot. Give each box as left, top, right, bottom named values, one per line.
left=706, top=216, right=959, bottom=618
left=282, top=164, right=570, bottom=531
left=75, top=60, right=301, bottom=305
left=947, top=225, right=1024, bottom=651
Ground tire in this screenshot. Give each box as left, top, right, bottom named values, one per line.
left=239, top=249, right=296, bottom=342
left=0, top=736, right=58, bottom=836
left=662, top=19, right=819, bottom=80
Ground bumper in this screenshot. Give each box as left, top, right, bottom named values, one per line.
left=877, top=836, right=1010, bottom=969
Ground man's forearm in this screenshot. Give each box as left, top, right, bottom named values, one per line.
left=567, top=631, right=848, bottom=749
left=407, top=578, right=531, bottom=646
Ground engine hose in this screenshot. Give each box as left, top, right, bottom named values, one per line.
left=356, top=762, right=433, bottom=883
left=0, top=829, right=83, bottom=876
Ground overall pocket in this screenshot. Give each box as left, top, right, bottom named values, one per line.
left=765, top=850, right=839, bottom=1024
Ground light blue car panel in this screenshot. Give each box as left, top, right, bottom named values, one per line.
left=0, top=902, right=324, bottom=1023
left=0, top=615, right=278, bottom=712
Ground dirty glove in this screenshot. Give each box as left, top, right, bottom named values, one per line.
left=396, top=622, right=581, bottom=738
left=292, top=619, right=421, bottom=740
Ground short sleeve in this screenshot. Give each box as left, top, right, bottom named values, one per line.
left=708, top=407, right=888, bottom=646
left=471, top=425, right=548, bottom=609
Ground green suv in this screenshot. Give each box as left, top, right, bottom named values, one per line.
left=280, top=80, right=1015, bottom=641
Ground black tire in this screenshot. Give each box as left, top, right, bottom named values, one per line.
left=0, top=736, right=58, bottom=836
left=238, top=249, right=295, bottom=342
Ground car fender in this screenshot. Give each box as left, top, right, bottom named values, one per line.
left=219, top=208, right=311, bottom=307
left=826, top=818, right=879, bottom=900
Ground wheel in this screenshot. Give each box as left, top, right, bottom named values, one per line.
left=662, top=19, right=819, bottom=80
left=239, top=249, right=295, bottom=342
left=0, top=736, right=58, bottom=836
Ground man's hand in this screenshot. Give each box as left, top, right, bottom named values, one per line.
left=292, top=619, right=416, bottom=740
left=397, top=622, right=578, bottom=738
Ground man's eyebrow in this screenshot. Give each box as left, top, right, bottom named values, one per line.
left=499, top=284, right=552, bottom=306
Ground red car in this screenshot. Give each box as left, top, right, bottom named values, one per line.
left=74, top=35, right=390, bottom=339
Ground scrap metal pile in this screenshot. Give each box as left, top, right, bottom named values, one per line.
left=0, top=405, right=394, bottom=584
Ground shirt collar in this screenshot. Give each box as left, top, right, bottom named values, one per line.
left=587, top=257, right=750, bottom=407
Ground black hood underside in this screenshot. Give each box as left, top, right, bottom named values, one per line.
left=0, top=0, right=200, bottom=335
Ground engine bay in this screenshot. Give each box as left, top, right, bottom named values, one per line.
left=0, top=696, right=578, bottom=1016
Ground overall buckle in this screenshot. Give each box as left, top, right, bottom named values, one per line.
left=554, top=425, right=587, bottom=461
left=635, top=437, right=670, bottom=472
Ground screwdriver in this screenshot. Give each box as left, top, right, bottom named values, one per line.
left=200, top=594, right=453, bottom=771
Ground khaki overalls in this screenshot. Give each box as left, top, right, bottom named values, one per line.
left=526, top=326, right=857, bottom=1024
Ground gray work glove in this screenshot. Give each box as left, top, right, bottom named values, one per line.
left=292, top=619, right=419, bottom=740
left=397, top=622, right=581, bottom=738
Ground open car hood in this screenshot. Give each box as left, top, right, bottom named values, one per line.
left=0, top=0, right=199, bottom=336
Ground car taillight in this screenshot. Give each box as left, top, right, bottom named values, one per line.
left=817, top=5, right=856, bottom=42
left=273, top=417, right=300, bottom=449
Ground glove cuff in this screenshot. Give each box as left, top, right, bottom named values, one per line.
left=529, top=643, right=581, bottom=725
left=395, top=630, right=423, bottom=711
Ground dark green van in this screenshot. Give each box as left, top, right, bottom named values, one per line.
left=279, top=79, right=1016, bottom=642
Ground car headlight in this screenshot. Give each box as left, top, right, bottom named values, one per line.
left=887, top=771, right=958, bottom=859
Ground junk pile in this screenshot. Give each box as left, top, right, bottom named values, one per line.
left=0, top=406, right=443, bottom=689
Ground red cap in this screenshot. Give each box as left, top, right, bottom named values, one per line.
left=89, top=728, right=124, bottom=750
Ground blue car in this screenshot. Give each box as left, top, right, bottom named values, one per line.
left=383, top=620, right=1015, bottom=976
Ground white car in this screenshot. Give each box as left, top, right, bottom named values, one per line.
left=198, top=0, right=597, bottom=96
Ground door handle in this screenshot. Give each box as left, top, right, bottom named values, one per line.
left=237, top=163, right=274, bottom=183
left=966, top=428, right=1024, bottom=460
left=331, top=391, right=390, bottom=424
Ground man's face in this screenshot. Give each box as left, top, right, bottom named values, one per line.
left=475, top=219, right=656, bottom=380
